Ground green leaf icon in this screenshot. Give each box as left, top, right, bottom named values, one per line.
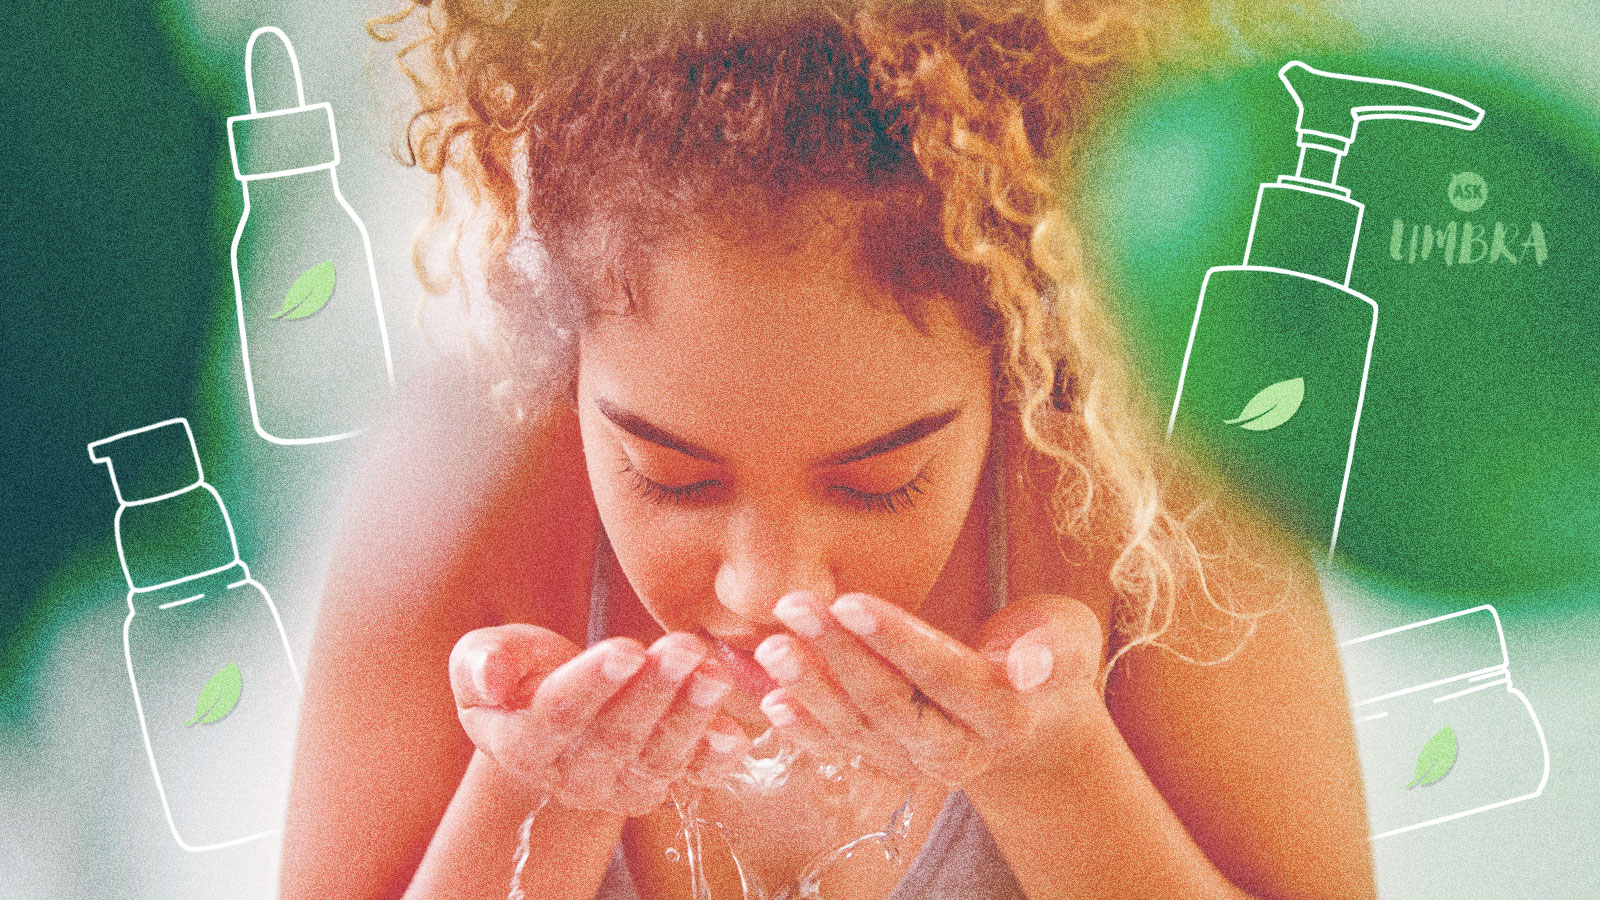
left=1223, top=377, right=1305, bottom=431
left=270, top=260, right=336, bottom=320
left=1405, top=725, right=1458, bottom=789
left=184, top=662, right=243, bottom=727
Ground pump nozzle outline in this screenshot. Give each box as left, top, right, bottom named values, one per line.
left=1278, top=60, right=1486, bottom=190
left=89, top=417, right=243, bottom=593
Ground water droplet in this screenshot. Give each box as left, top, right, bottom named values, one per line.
left=819, top=763, right=841, bottom=781
left=665, top=847, right=681, bottom=862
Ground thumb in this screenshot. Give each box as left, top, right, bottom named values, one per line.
left=449, top=623, right=577, bottom=710
left=1006, top=626, right=1056, bottom=692
left=1003, top=601, right=1103, bottom=693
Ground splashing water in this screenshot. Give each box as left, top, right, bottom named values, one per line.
left=506, top=794, right=550, bottom=900
left=505, top=729, right=918, bottom=900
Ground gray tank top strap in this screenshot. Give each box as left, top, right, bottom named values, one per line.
left=984, top=405, right=1008, bottom=616
left=585, top=520, right=613, bottom=650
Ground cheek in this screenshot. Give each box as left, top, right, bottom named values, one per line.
left=583, top=452, right=708, bottom=617
left=594, top=489, right=967, bottom=623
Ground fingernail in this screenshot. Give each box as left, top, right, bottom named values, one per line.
left=1009, top=642, right=1054, bottom=692
left=761, top=696, right=796, bottom=727
left=659, top=644, right=705, bottom=682
left=688, top=674, right=733, bottom=708
left=467, top=647, right=491, bottom=696
left=708, top=729, right=744, bottom=754
left=830, top=596, right=876, bottom=636
left=603, top=647, right=648, bottom=682
left=773, top=592, right=824, bottom=638
left=754, top=639, right=801, bottom=684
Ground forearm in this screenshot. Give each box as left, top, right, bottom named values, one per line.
left=963, top=705, right=1256, bottom=900
left=403, top=750, right=627, bottom=900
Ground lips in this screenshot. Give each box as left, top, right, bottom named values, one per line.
left=706, top=633, right=779, bottom=698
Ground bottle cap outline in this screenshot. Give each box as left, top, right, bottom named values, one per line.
left=89, top=417, right=244, bottom=593
left=227, top=26, right=340, bottom=182
left=88, top=417, right=204, bottom=507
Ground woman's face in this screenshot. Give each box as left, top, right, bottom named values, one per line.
left=574, top=208, right=995, bottom=728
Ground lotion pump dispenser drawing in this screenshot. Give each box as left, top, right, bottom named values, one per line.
left=89, top=418, right=302, bottom=851
left=1166, top=61, right=1483, bottom=554
left=228, top=25, right=394, bottom=445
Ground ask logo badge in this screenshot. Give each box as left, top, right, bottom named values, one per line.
left=1389, top=171, right=1548, bottom=267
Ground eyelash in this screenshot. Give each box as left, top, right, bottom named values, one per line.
left=616, top=461, right=932, bottom=515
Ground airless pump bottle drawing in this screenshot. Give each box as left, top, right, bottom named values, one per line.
left=1166, top=61, right=1484, bottom=554
left=89, top=418, right=302, bottom=851
left=228, top=25, right=394, bottom=445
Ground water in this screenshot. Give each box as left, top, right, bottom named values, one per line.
left=505, top=730, right=917, bottom=900
left=506, top=794, right=551, bottom=900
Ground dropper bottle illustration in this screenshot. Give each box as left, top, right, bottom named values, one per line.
left=1165, top=60, right=1484, bottom=554
left=228, top=26, right=395, bottom=445
left=89, top=418, right=302, bottom=851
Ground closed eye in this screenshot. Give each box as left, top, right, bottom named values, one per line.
left=828, top=471, right=931, bottom=514
left=616, top=461, right=932, bottom=515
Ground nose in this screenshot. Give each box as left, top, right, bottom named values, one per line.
left=713, top=502, right=835, bottom=628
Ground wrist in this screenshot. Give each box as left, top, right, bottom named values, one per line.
left=965, top=695, right=1116, bottom=807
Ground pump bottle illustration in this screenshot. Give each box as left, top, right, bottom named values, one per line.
left=1165, top=61, right=1484, bottom=554
left=228, top=25, right=394, bottom=445
left=89, top=418, right=302, bottom=851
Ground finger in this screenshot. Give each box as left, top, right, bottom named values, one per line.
left=983, top=595, right=1106, bottom=693
left=614, top=661, right=735, bottom=802
left=823, top=592, right=1031, bottom=744
left=756, top=687, right=854, bottom=765
left=770, top=592, right=985, bottom=784
left=450, top=623, right=577, bottom=710
left=451, top=625, right=584, bottom=764
left=753, top=639, right=920, bottom=778
left=681, top=716, right=754, bottom=788
left=555, top=633, right=710, bottom=793
left=489, top=636, right=649, bottom=779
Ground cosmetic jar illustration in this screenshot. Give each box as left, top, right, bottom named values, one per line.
left=89, top=418, right=302, bottom=851
left=228, top=25, right=394, bottom=445
left=1341, top=605, right=1548, bottom=840
left=1166, top=61, right=1484, bottom=554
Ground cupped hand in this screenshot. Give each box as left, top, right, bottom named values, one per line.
left=448, top=625, right=755, bottom=817
left=751, top=591, right=1106, bottom=787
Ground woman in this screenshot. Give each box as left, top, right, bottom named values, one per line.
left=280, top=1, right=1377, bottom=898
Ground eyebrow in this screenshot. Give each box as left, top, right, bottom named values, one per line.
left=595, top=398, right=961, bottom=469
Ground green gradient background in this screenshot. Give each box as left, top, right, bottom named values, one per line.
left=1, top=1, right=1596, bottom=898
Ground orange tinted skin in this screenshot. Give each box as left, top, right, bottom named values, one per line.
left=279, top=201, right=1377, bottom=900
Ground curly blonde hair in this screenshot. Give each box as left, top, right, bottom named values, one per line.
left=368, top=0, right=1354, bottom=700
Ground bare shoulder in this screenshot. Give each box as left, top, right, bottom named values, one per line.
left=1101, top=463, right=1377, bottom=900
left=325, top=354, right=600, bottom=642
left=279, top=356, right=598, bottom=900
left=1001, top=416, right=1374, bottom=898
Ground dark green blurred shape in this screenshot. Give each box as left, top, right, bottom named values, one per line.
left=0, top=2, right=233, bottom=704
left=1081, top=50, right=1600, bottom=598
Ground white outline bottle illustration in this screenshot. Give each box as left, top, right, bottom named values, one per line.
left=227, top=25, right=395, bottom=445
left=1166, top=61, right=1484, bottom=555
left=89, top=418, right=302, bottom=851
left=1342, top=605, right=1549, bottom=840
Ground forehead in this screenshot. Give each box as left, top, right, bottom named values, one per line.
left=577, top=226, right=992, bottom=456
